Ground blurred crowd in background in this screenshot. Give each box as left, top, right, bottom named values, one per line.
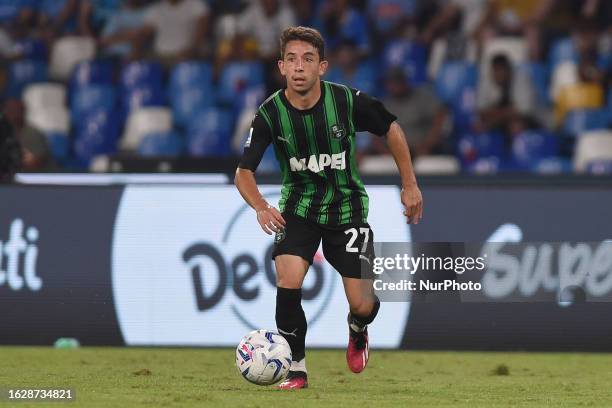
left=2, top=0, right=612, bottom=175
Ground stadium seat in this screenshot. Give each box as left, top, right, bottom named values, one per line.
left=74, top=110, right=121, bottom=165
left=585, top=160, right=612, bottom=175
left=554, top=83, right=604, bottom=124
left=434, top=62, right=478, bottom=104
left=170, top=87, right=215, bottom=127
left=122, top=86, right=166, bottom=113
left=427, top=38, right=447, bottom=80
left=435, top=62, right=478, bottom=130
left=234, top=85, right=266, bottom=112
left=12, top=38, right=47, bottom=60
left=574, top=130, right=612, bottom=172
left=325, top=62, right=378, bottom=96
left=413, top=155, right=461, bottom=175
left=168, top=62, right=213, bottom=95
left=49, top=36, right=96, bottom=80
left=120, top=61, right=163, bottom=90
left=480, top=37, right=527, bottom=85
left=186, top=107, right=234, bottom=156
left=531, top=157, right=573, bottom=174
left=26, top=106, right=70, bottom=134
left=427, top=37, right=478, bottom=80
left=70, top=60, right=114, bottom=89
left=457, top=131, right=505, bottom=166
left=548, top=37, right=576, bottom=69
left=359, top=155, right=397, bottom=175
left=467, top=156, right=502, bottom=174
left=511, top=130, right=559, bottom=167
left=550, top=61, right=578, bottom=101
left=23, top=83, right=66, bottom=112
left=71, top=85, right=116, bottom=122
left=138, top=131, right=184, bottom=157
left=382, top=40, right=427, bottom=85
left=45, top=131, right=69, bottom=162
left=6, top=59, right=48, bottom=97
left=167, top=62, right=215, bottom=126
left=518, top=62, right=550, bottom=106
left=119, top=62, right=165, bottom=115
left=121, top=107, right=173, bottom=151
left=217, top=62, right=264, bottom=105
left=562, top=109, right=609, bottom=137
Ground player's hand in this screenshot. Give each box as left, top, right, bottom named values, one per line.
left=401, top=184, right=423, bottom=225
left=256, top=204, right=286, bottom=235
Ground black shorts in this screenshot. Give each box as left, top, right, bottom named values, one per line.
left=271, top=212, right=375, bottom=279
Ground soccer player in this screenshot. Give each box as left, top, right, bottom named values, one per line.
left=234, top=26, right=423, bottom=389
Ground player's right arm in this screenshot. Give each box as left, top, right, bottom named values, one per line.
left=234, top=113, right=286, bottom=235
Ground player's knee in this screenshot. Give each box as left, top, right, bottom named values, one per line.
left=349, top=299, right=375, bottom=318
left=276, top=274, right=302, bottom=289
left=276, top=266, right=303, bottom=288
left=274, top=255, right=308, bottom=288
left=350, top=295, right=381, bottom=326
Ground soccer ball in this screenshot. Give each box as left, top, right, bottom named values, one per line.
left=235, top=329, right=292, bottom=385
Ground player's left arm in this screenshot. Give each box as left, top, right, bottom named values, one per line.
left=384, top=121, right=423, bottom=224
left=352, top=88, right=423, bottom=224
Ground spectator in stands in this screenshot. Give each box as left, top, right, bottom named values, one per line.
left=215, top=32, right=259, bottom=70
left=78, top=0, right=122, bottom=36
left=377, top=67, right=448, bottom=157
left=98, top=0, right=149, bottom=60
left=0, top=113, right=21, bottom=182
left=318, top=0, right=370, bottom=56
left=291, top=0, right=317, bottom=27
left=2, top=98, right=55, bottom=171
left=37, top=0, right=79, bottom=39
left=237, top=0, right=296, bottom=61
left=134, top=0, right=211, bottom=64
left=234, top=0, right=295, bottom=95
left=0, top=0, right=38, bottom=62
left=366, top=0, right=434, bottom=41
left=553, top=31, right=606, bottom=125
left=325, top=39, right=376, bottom=96
left=476, top=0, right=544, bottom=60
left=421, top=0, right=488, bottom=46
left=0, top=28, right=14, bottom=59
left=476, top=54, right=541, bottom=136
left=476, top=0, right=610, bottom=61
left=573, top=18, right=608, bottom=73
left=0, top=0, right=38, bottom=39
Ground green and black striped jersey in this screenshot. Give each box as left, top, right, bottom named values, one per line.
left=238, top=80, right=396, bottom=227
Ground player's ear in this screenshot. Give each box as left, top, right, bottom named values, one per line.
left=278, top=59, right=286, bottom=76
left=318, top=60, right=328, bottom=76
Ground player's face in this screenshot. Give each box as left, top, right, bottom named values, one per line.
left=279, top=40, right=328, bottom=95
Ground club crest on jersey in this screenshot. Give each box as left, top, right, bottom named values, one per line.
left=274, top=228, right=286, bottom=244
left=330, top=123, right=346, bottom=140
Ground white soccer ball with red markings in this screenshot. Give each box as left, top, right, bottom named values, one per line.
left=235, top=329, right=292, bottom=385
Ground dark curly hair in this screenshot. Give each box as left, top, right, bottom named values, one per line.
left=0, top=115, right=21, bottom=182
left=280, top=26, right=325, bottom=60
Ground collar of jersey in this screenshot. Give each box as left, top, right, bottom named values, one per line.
left=280, top=80, right=326, bottom=115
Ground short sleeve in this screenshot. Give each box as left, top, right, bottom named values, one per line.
left=352, top=88, right=397, bottom=136
left=237, top=112, right=272, bottom=172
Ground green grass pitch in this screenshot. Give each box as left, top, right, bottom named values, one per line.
left=1, top=347, right=612, bottom=407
